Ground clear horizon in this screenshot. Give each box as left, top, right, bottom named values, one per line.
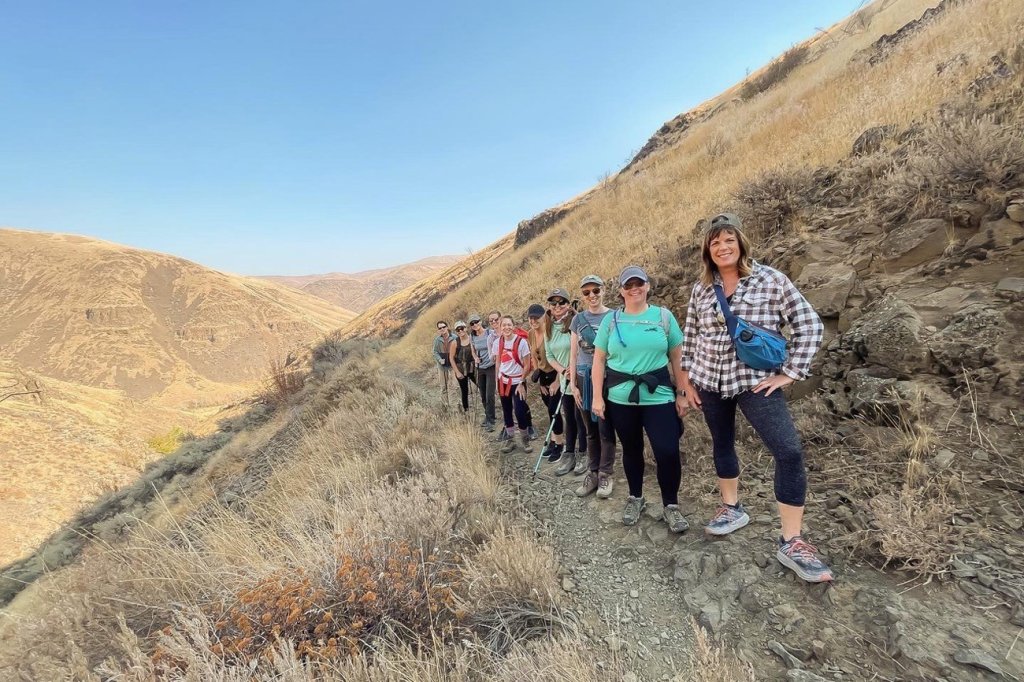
left=1, top=0, right=853, bottom=276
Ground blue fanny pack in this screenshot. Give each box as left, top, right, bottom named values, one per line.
left=712, top=285, right=787, bottom=371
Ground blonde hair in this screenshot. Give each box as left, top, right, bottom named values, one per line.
left=700, top=226, right=754, bottom=286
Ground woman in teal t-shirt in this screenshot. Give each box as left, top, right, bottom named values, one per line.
left=544, top=288, right=588, bottom=476
left=592, top=265, right=688, bottom=532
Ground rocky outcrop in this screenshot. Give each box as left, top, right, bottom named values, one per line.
left=513, top=205, right=574, bottom=247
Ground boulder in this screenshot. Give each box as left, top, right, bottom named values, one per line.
left=996, top=277, right=1024, bottom=295
left=1007, top=201, right=1024, bottom=223
left=928, top=304, right=1004, bottom=373
left=796, top=263, right=857, bottom=318
left=964, top=218, right=1024, bottom=251
left=878, top=219, right=951, bottom=270
left=843, top=297, right=931, bottom=373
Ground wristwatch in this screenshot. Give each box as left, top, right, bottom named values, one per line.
left=675, top=389, right=686, bottom=397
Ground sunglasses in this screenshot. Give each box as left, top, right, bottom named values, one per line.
left=470, top=320, right=480, bottom=326
left=549, top=299, right=569, bottom=306
left=455, top=326, right=466, bottom=332
left=581, top=287, right=601, bottom=296
left=437, top=324, right=448, bottom=329
left=621, top=279, right=646, bottom=290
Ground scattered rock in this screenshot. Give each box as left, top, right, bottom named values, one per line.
left=1007, top=201, right=1024, bottom=223
left=796, top=263, right=858, bottom=318
left=878, top=218, right=950, bottom=270
left=562, top=576, right=577, bottom=592
left=996, top=277, right=1024, bottom=295
left=769, top=640, right=804, bottom=670
left=645, top=524, right=669, bottom=544
left=953, top=648, right=1003, bottom=675
left=604, top=634, right=625, bottom=653
left=931, top=449, right=955, bottom=470
left=786, top=672, right=829, bottom=682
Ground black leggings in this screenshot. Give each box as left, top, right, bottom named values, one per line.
left=499, top=386, right=532, bottom=431
left=540, top=380, right=564, bottom=435
left=698, top=388, right=807, bottom=506
left=607, top=401, right=682, bottom=506
left=456, top=374, right=475, bottom=411
left=561, top=394, right=587, bottom=453
left=578, top=406, right=616, bottom=475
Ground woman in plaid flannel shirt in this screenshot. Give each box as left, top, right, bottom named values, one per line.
left=679, top=213, right=833, bottom=583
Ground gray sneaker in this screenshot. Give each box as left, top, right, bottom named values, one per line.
left=575, top=472, right=599, bottom=497
left=573, top=455, right=589, bottom=476
left=663, top=504, right=689, bottom=533
left=623, top=496, right=646, bottom=526
left=596, top=474, right=614, bottom=499
left=704, top=503, right=750, bottom=536
left=554, top=451, right=576, bottom=476
left=527, top=426, right=539, bottom=441
left=500, top=432, right=516, bottom=454
left=777, top=536, right=834, bottom=583
left=519, top=431, right=533, bottom=453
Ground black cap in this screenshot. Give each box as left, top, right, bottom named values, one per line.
left=527, top=304, right=546, bottom=318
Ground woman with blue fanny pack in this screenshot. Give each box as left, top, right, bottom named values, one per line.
left=678, top=212, right=832, bottom=583
left=569, top=275, right=617, bottom=498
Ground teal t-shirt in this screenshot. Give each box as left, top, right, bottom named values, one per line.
left=545, top=321, right=572, bottom=369
left=594, top=305, right=684, bottom=405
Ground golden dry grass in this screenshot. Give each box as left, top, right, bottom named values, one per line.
left=390, top=0, right=1024, bottom=368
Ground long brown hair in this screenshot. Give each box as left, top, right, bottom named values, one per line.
left=545, top=307, right=574, bottom=340
left=700, top=226, right=754, bottom=286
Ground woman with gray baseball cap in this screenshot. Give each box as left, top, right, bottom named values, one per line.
left=569, top=274, right=618, bottom=498
left=591, top=265, right=689, bottom=532
left=544, top=287, right=588, bottom=476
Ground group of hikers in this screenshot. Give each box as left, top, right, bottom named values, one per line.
left=431, top=213, right=833, bottom=583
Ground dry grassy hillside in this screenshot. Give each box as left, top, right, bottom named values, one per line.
left=3, top=1, right=1024, bottom=680
left=0, top=229, right=356, bottom=565
left=260, top=254, right=462, bottom=313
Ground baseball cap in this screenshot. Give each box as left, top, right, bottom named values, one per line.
left=618, top=265, right=650, bottom=286
left=580, top=274, right=603, bottom=288
left=527, top=304, right=546, bottom=318
left=709, top=212, right=743, bottom=231
left=547, top=288, right=571, bottom=303
left=454, top=320, right=467, bottom=329
left=467, top=312, right=482, bottom=323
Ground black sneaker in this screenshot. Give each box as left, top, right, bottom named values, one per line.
left=543, top=442, right=564, bottom=462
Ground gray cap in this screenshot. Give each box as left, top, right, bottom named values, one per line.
left=618, top=265, right=650, bottom=286
left=454, top=320, right=467, bottom=329
left=547, top=288, right=571, bottom=303
left=467, top=312, right=482, bottom=323
left=709, top=212, right=743, bottom=231
left=580, top=274, right=603, bottom=288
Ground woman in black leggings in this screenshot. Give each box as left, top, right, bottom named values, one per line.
left=448, top=320, right=476, bottom=413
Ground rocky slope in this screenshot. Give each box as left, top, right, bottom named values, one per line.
left=260, top=254, right=462, bottom=313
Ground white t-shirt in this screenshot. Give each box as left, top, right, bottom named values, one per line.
left=496, top=335, right=530, bottom=384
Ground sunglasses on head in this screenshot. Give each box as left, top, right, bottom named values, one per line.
left=622, top=279, right=646, bottom=290
left=581, top=287, right=601, bottom=296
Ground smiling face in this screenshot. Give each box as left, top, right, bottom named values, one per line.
left=708, top=229, right=742, bottom=271
left=548, top=297, right=569, bottom=317
left=528, top=315, right=542, bottom=330
left=488, top=314, right=500, bottom=328
left=620, top=278, right=649, bottom=304
left=500, top=317, right=515, bottom=336
left=581, top=285, right=603, bottom=309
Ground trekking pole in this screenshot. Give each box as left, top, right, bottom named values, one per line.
left=533, top=374, right=568, bottom=478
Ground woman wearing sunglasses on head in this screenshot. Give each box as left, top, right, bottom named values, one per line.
left=678, top=213, right=831, bottom=582
left=448, top=320, right=476, bottom=414
left=544, top=288, right=588, bottom=476
left=591, top=265, right=689, bottom=532
left=526, top=303, right=565, bottom=461
left=569, top=275, right=617, bottom=498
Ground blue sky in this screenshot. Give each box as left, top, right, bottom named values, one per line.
left=1, top=1, right=853, bottom=275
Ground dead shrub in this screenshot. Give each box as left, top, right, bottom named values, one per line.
left=871, top=116, right=1024, bottom=225
left=159, top=541, right=461, bottom=669
left=734, top=167, right=814, bottom=242
left=262, top=354, right=308, bottom=406
left=740, top=44, right=809, bottom=100
left=867, top=479, right=957, bottom=576
left=677, top=618, right=755, bottom=682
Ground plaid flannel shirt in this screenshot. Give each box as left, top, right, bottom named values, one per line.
left=680, top=262, right=823, bottom=398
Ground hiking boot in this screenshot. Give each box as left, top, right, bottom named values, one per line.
left=777, top=536, right=834, bottom=583
left=519, top=431, right=533, bottom=454
left=554, top=451, right=576, bottom=476
left=663, top=504, right=689, bottom=533
left=622, top=496, right=646, bottom=526
left=596, top=474, right=614, bottom=499
left=527, top=426, right=539, bottom=441
left=575, top=472, right=599, bottom=497
left=485, top=419, right=496, bottom=432
left=704, top=503, right=750, bottom=536
left=500, top=432, right=516, bottom=454
left=542, top=441, right=563, bottom=462
left=573, top=456, right=589, bottom=476
left=496, top=429, right=511, bottom=442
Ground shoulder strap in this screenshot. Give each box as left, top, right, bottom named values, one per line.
left=712, top=285, right=739, bottom=337
left=658, top=306, right=671, bottom=335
